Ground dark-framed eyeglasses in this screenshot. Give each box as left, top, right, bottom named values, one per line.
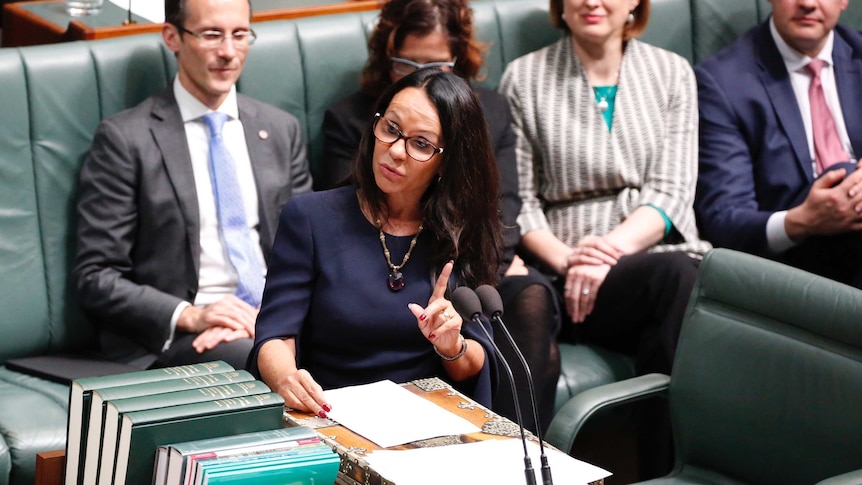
left=373, top=113, right=444, bottom=162
left=390, top=57, right=457, bottom=76
left=179, top=26, right=257, bottom=49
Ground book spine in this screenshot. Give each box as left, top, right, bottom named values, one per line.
left=66, top=361, right=234, bottom=485
left=115, top=393, right=285, bottom=485
left=95, top=370, right=254, bottom=401
left=74, top=360, right=234, bottom=390
left=112, top=380, right=271, bottom=414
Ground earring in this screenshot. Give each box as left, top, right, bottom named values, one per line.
left=627, top=11, right=635, bottom=24
left=560, top=13, right=565, bottom=21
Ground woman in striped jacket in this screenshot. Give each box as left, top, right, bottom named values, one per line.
left=499, top=0, right=711, bottom=384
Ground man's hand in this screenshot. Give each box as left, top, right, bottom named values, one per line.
left=192, top=326, right=250, bottom=353
left=786, top=162, right=862, bottom=240
left=177, top=294, right=258, bottom=339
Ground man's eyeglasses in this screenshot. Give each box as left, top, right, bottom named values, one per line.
left=179, top=27, right=257, bottom=49
left=390, top=57, right=457, bottom=76
left=373, top=113, right=444, bottom=162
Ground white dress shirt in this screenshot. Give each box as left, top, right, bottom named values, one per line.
left=166, top=77, right=264, bottom=347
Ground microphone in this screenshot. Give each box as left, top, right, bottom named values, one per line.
left=452, top=287, right=537, bottom=485
left=476, top=285, right=553, bottom=485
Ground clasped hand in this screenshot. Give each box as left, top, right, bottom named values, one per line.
left=788, top=161, right=862, bottom=239
left=176, top=294, right=258, bottom=353
left=564, top=236, right=622, bottom=323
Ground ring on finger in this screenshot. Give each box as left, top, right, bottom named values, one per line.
left=582, top=288, right=590, bottom=296
left=439, top=310, right=454, bottom=321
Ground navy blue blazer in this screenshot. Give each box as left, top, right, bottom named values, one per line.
left=694, top=21, right=862, bottom=256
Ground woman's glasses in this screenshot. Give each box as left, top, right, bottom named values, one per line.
left=390, top=57, right=457, bottom=76
left=373, top=113, right=444, bottom=162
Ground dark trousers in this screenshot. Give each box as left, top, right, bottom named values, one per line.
left=559, top=251, right=700, bottom=480
left=151, top=333, right=254, bottom=371
left=783, top=161, right=862, bottom=289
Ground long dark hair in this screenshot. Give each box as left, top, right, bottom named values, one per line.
left=360, top=0, right=486, bottom=98
left=353, top=69, right=501, bottom=287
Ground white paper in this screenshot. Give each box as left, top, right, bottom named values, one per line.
left=364, top=439, right=612, bottom=485
left=107, top=0, right=164, bottom=23
left=323, top=380, right=480, bottom=448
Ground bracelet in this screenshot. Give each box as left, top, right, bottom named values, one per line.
left=434, top=334, right=467, bottom=361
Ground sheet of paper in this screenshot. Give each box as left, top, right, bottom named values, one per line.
left=364, top=439, right=612, bottom=485
left=107, top=0, right=165, bottom=23
left=323, top=380, right=480, bottom=448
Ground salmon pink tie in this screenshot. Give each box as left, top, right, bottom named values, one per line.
left=806, top=59, right=849, bottom=174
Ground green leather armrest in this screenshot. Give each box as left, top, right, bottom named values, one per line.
left=545, top=373, right=670, bottom=453
left=816, top=469, right=862, bottom=485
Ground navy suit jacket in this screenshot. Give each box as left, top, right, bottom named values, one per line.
left=695, top=21, right=862, bottom=256
left=72, top=88, right=312, bottom=367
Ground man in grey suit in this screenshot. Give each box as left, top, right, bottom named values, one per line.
left=72, top=0, right=312, bottom=370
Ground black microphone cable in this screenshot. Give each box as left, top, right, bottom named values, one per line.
left=452, top=286, right=537, bottom=485
left=476, top=284, right=553, bottom=485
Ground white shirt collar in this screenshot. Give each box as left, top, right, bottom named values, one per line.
left=173, top=76, right=240, bottom=123
left=769, top=16, right=835, bottom=71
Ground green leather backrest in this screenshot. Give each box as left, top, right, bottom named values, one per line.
left=12, top=39, right=173, bottom=359
left=478, top=0, right=558, bottom=91
left=641, top=0, right=693, bottom=63
left=297, top=14, right=372, bottom=182
left=0, top=50, right=50, bottom=361
left=671, top=248, right=862, bottom=484
left=691, top=0, right=760, bottom=64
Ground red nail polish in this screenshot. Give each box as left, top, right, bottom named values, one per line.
left=318, top=410, right=328, bottom=419
left=322, top=404, right=332, bottom=412
left=429, top=333, right=436, bottom=339
left=419, top=313, right=428, bottom=321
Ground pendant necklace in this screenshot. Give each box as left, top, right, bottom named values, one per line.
left=377, top=219, right=423, bottom=292
left=594, top=85, right=618, bottom=113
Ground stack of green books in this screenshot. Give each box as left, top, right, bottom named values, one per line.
left=154, top=427, right=340, bottom=485
left=63, top=361, right=286, bottom=485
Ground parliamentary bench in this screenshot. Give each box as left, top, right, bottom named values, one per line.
left=5, top=1, right=862, bottom=484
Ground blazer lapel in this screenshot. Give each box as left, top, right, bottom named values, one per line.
left=833, top=29, right=862, bottom=158
left=150, top=90, right=201, bottom=275
left=754, top=25, right=814, bottom=182
left=238, top=96, right=278, bottom=256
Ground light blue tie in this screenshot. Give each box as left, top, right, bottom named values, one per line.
left=203, top=112, right=265, bottom=307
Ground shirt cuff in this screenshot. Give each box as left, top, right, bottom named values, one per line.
left=164, top=301, right=190, bottom=352
left=644, top=203, right=673, bottom=236
left=766, top=210, right=798, bottom=254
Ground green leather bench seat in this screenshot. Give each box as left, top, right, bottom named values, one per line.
left=5, top=1, right=859, bottom=484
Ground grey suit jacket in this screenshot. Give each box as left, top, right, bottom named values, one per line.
left=72, top=88, right=312, bottom=367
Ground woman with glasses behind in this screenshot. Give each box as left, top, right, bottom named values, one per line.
left=249, top=69, right=499, bottom=415
left=320, top=0, right=561, bottom=434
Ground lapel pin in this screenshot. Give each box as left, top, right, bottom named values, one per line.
left=258, top=130, right=269, bottom=140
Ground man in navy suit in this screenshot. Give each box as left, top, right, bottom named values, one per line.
left=695, top=0, right=862, bottom=287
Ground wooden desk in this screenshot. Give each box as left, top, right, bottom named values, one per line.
left=284, top=378, right=606, bottom=485
left=35, top=378, right=606, bottom=485
left=1, top=0, right=382, bottom=47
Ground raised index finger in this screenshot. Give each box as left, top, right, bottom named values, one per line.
left=430, top=260, right=454, bottom=302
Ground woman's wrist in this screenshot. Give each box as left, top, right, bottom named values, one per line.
left=434, top=334, right=467, bottom=361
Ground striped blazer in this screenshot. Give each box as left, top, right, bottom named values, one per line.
left=499, top=37, right=710, bottom=256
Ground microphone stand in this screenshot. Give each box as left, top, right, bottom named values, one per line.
left=476, top=285, right=553, bottom=485
left=452, top=287, right=536, bottom=485
left=123, top=0, right=136, bottom=25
